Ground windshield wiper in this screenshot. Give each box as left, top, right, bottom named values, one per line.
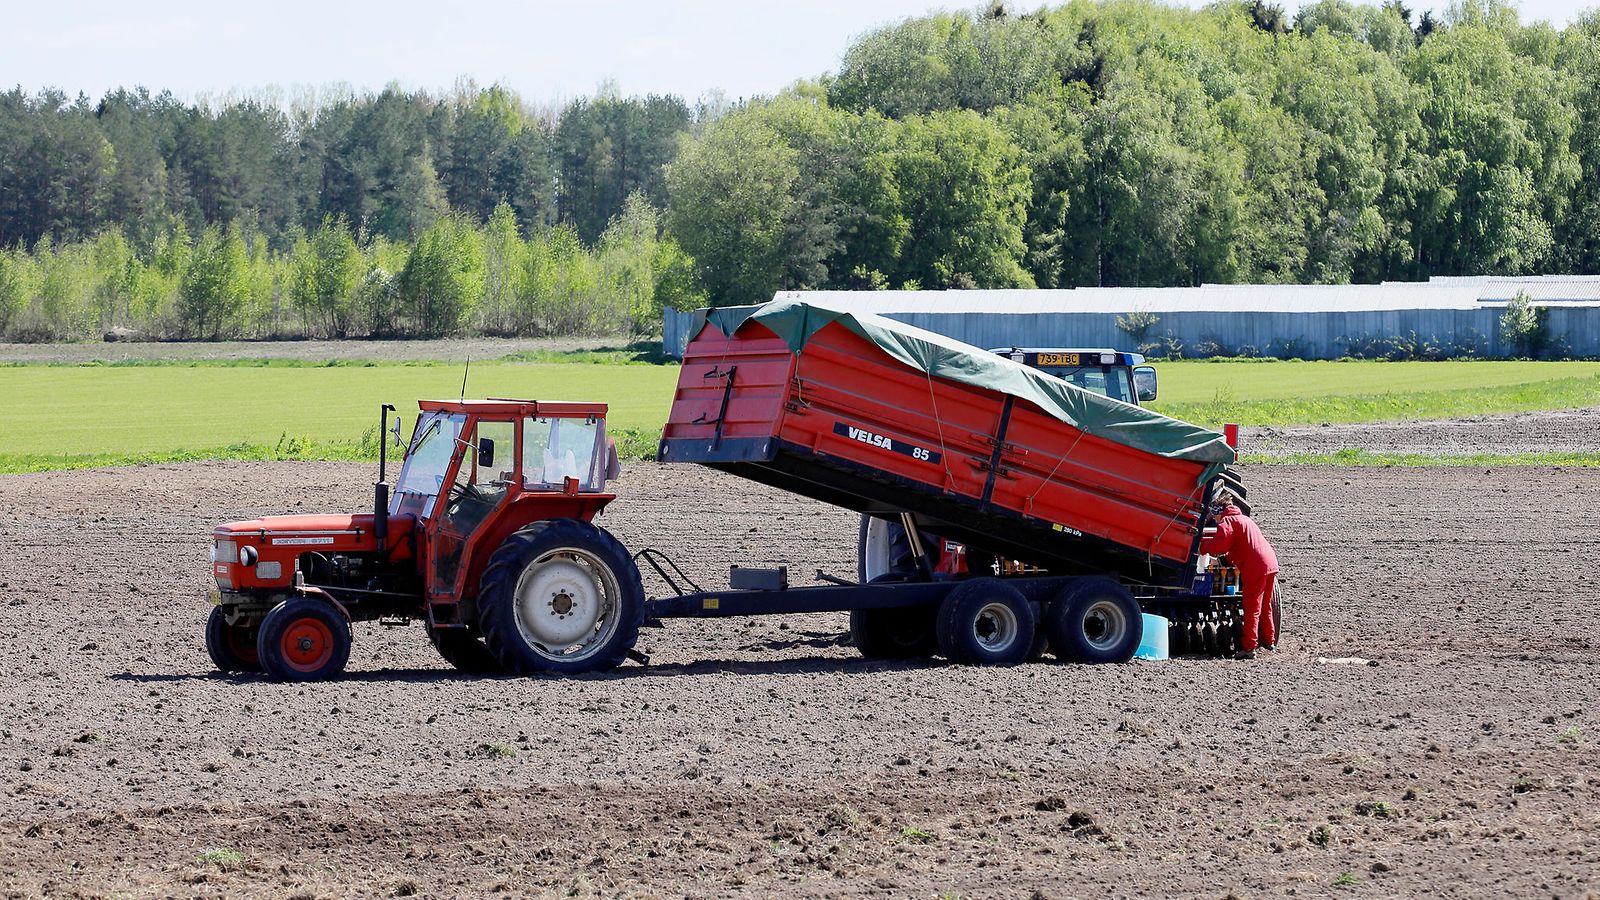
left=409, top=416, right=443, bottom=454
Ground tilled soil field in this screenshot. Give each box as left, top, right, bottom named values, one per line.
left=0, top=456, right=1595, bottom=898
left=1250, top=406, right=1600, bottom=457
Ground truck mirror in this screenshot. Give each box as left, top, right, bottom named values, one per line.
left=606, top=439, right=621, bottom=481
left=1133, top=365, right=1158, bottom=403
left=390, top=416, right=405, bottom=449
left=477, top=437, right=495, bottom=468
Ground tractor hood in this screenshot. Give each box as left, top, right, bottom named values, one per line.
left=211, top=513, right=416, bottom=592
left=214, top=513, right=393, bottom=552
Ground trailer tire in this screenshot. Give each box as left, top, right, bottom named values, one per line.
left=477, top=519, right=644, bottom=675
left=935, top=578, right=1036, bottom=666
left=428, top=627, right=503, bottom=674
left=206, top=606, right=261, bottom=673
left=1046, top=577, right=1142, bottom=664
left=849, top=606, right=937, bottom=659
left=257, top=598, right=351, bottom=682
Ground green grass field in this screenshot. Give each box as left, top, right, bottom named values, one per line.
left=0, top=363, right=680, bottom=471
left=0, top=356, right=1596, bottom=472
left=1148, top=360, right=1600, bottom=426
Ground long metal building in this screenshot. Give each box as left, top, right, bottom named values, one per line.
left=662, top=276, right=1600, bottom=360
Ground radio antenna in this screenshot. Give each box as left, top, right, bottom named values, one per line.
left=460, top=357, right=471, bottom=401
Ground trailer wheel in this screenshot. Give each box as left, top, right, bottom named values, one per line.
left=257, top=598, right=351, bottom=682
left=1046, top=577, right=1142, bottom=664
left=849, top=606, right=937, bottom=659
left=428, top=627, right=502, bottom=674
left=205, top=606, right=261, bottom=673
left=477, top=519, right=644, bottom=675
left=935, top=578, right=1036, bottom=666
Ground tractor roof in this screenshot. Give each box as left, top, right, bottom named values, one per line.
left=417, top=399, right=608, bottom=418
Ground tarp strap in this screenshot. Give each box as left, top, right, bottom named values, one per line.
left=1024, top=429, right=1086, bottom=518
left=922, top=367, right=956, bottom=493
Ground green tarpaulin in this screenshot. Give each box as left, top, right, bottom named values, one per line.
left=690, top=298, right=1236, bottom=469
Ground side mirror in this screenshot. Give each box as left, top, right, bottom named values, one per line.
left=391, top=416, right=405, bottom=449
left=477, top=437, right=495, bottom=468
left=605, top=439, right=621, bottom=481
left=1133, top=365, right=1158, bottom=403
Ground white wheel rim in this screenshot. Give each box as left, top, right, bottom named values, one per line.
left=1083, top=599, right=1129, bottom=652
left=973, top=601, right=1019, bottom=653
left=512, top=548, right=620, bottom=661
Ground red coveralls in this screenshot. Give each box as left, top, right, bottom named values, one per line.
left=1200, top=504, right=1280, bottom=651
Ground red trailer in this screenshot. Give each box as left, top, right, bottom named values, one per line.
left=648, top=300, right=1252, bottom=664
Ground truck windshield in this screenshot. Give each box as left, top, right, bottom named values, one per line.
left=1039, top=366, right=1135, bottom=404
left=392, top=412, right=466, bottom=516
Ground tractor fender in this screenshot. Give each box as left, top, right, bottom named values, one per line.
left=296, top=586, right=354, bottom=625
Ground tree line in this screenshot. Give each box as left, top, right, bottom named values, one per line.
left=1, top=0, right=1598, bottom=341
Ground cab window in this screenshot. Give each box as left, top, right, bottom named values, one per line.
left=522, top=417, right=604, bottom=490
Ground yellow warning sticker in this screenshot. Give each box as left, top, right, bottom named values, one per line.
left=702, top=597, right=720, bottom=610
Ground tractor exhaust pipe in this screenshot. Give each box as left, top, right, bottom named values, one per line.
left=375, top=404, right=395, bottom=551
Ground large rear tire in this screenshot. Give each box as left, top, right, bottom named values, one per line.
left=206, top=606, right=261, bottom=673
left=934, top=578, right=1036, bottom=666
left=429, top=627, right=503, bottom=674
left=257, top=597, right=351, bottom=682
left=1045, top=577, right=1142, bottom=664
left=849, top=606, right=937, bottom=659
left=477, top=519, right=644, bottom=675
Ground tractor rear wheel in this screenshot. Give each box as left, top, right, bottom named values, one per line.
left=428, top=627, right=502, bottom=674
left=205, top=606, right=261, bottom=673
left=934, top=578, right=1036, bottom=666
left=476, top=519, right=644, bottom=675
left=257, top=598, right=352, bottom=682
left=1045, top=577, right=1142, bottom=664
left=849, top=606, right=937, bottom=659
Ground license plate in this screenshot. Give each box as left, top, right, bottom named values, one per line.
left=1036, top=352, right=1081, bottom=366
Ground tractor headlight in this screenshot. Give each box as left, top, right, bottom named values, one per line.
left=238, top=545, right=258, bottom=566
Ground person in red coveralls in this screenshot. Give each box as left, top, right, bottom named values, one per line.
left=1201, top=490, right=1280, bottom=659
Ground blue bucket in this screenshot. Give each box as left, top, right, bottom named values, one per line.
left=1134, top=613, right=1169, bottom=660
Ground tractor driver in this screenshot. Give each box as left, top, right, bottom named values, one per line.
left=1200, top=489, right=1279, bottom=660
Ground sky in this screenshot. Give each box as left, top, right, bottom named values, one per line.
left=5, top=0, right=1596, bottom=107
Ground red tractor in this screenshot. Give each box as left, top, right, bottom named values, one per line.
left=205, top=399, right=644, bottom=681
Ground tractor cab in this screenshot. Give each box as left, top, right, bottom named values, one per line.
left=390, top=400, right=620, bottom=604
left=991, top=348, right=1158, bottom=406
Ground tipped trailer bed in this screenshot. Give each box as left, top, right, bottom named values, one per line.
left=642, top=300, right=1256, bottom=664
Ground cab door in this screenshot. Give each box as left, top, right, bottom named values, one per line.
left=428, top=417, right=518, bottom=601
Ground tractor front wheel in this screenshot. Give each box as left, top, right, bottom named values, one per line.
left=476, top=519, right=644, bottom=675
left=257, top=598, right=352, bottom=682
left=205, top=606, right=261, bottom=673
